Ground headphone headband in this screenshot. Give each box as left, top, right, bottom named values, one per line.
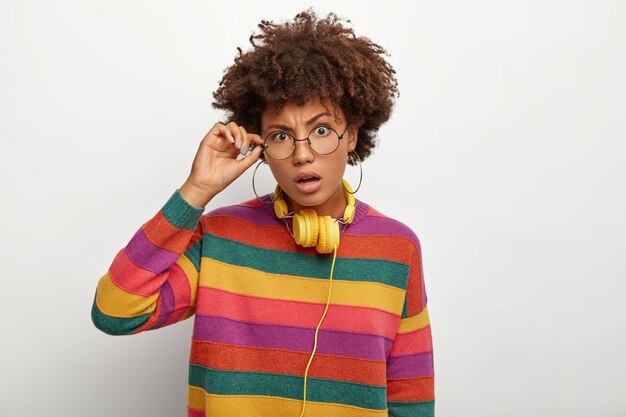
left=272, top=179, right=357, bottom=254
left=272, top=179, right=356, bottom=224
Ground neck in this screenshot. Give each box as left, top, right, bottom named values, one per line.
left=285, top=185, right=346, bottom=218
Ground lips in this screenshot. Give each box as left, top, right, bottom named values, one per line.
left=294, top=171, right=321, bottom=193
left=294, top=171, right=321, bottom=183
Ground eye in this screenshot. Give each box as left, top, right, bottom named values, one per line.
left=313, top=126, right=330, bottom=137
left=269, top=131, right=290, bottom=143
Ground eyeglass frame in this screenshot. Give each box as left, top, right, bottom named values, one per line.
left=261, top=122, right=351, bottom=160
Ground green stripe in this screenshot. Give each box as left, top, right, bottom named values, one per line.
left=202, top=234, right=410, bottom=289
left=387, top=400, right=435, bottom=417
left=184, top=240, right=202, bottom=271
left=161, top=189, right=205, bottom=231
left=188, top=364, right=387, bottom=410
left=91, top=292, right=151, bottom=336
left=401, top=295, right=409, bottom=319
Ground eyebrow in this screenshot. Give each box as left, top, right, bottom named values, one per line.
left=265, top=112, right=332, bottom=132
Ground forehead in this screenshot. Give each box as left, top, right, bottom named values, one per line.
left=260, top=96, right=344, bottom=127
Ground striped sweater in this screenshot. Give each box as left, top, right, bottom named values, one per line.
left=92, top=188, right=435, bottom=416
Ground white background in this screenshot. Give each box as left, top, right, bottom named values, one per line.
left=1, top=1, right=625, bottom=416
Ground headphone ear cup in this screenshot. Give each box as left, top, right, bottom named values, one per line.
left=327, top=217, right=340, bottom=252
left=308, top=210, right=319, bottom=247
left=293, top=209, right=319, bottom=247
left=316, top=216, right=339, bottom=254
left=274, top=198, right=289, bottom=219
left=316, top=216, right=329, bottom=253
left=341, top=179, right=356, bottom=224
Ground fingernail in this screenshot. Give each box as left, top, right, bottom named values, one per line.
left=237, top=139, right=243, bottom=149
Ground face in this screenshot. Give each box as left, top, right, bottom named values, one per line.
left=260, top=96, right=358, bottom=218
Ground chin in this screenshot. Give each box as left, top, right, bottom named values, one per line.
left=287, top=193, right=325, bottom=208
left=283, top=187, right=329, bottom=209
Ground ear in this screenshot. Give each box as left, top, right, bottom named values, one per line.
left=347, top=126, right=358, bottom=152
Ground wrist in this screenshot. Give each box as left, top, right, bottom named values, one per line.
left=179, top=181, right=215, bottom=208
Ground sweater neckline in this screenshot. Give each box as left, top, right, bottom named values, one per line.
left=258, top=193, right=369, bottom=227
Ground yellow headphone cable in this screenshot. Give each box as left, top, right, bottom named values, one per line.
left=299, top=242, right=338, bottom=417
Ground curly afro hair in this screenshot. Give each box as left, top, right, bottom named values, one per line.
left=212, top=8, right=399, bottom=165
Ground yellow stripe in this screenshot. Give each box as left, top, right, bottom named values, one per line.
left=177, top=255, right=199, bottom=305
left=95, top=273, right=158, bottom=317
left=397, top=306, right=430, bottom=333
left=96, top=255, right=198, bottom=318
left=199, top=258, right=405, bottom=314
left=188, top=385, right=387, bottom=417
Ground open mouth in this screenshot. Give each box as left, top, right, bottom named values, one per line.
left=297, top=176, right=320, bottom=183
left=294, top=173, right=322, bottom=193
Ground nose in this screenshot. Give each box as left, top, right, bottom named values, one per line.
left=292, top=137, right=315, bottom=164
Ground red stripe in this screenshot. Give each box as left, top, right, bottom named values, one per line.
left=239, top=198, right=262, bottom=207
left=366, top=206, right=387, bottom=217
left=387, top=375, right=435, bottom=402
left=389, top=326, right=433, bottom=356
left=109, top=248, right=163, bottom=296
left=190, top=340, right=387, bottom=385
left=196, top=287, right=400, bottom=339
left=187, top=407, right=204, bottom=417
left=143, top=211, right=197, bottom=251
left=203, top=216, right=413, bottom=263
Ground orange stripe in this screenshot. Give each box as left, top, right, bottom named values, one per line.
left=388, top=325, right=433, bottom=356
left=405, top=246, right=424, bottom=316
left=202, top=216, right=413, bottom=263
left=196, top=287, right=400, bottom=339
left=387, top=375, right=435, bottom=402
left=190, top=340, right=387, bottom=386
left=142, top=211, right=197, bottom=252
left=133, top=298, right=160, bottom=333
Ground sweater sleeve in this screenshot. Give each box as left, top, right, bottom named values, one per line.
left=91, top=189, right=205, bottom=336
left=386, top=235, right=435, bottom=417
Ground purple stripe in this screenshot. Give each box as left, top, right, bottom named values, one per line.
left=386, top=351, right=434, bottom=378
left=205, top=195, right=280, bottom=226
left=193, top=315, right=392, bottom=361
left=125, top=228, right=180, bottom=273
left=205, top=194, right=371, bottom=228
left=154, top=281, right=175, bottom=328
left=346, top=216, right=421, bottom=247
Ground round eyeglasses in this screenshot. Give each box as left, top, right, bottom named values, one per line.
left=262, top=123, right=350, bottom=160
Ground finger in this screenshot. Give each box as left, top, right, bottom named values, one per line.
left=209, top=123, right=235, bottom=145
left=227, top=121, right=243, bottom=150
left=241, top=132, right=264, bottom=157
left=236, top=142, right=264, bottom=173
left=238, top=125, right=249, bottom=156
left=250, top=133, right=264, bottom=144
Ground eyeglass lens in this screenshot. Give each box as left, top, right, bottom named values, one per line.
left=264, top=126, right=340, bottom=159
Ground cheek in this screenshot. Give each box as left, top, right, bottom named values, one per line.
left=327, top=155, right=349, bottom=178
left=266, top=161, right=289, bottom=182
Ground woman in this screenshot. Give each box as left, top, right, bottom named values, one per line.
left=92, top=9, right=435, bottom=417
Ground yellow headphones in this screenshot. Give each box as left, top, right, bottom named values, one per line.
left=272, top=179, right=356, bottom=254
